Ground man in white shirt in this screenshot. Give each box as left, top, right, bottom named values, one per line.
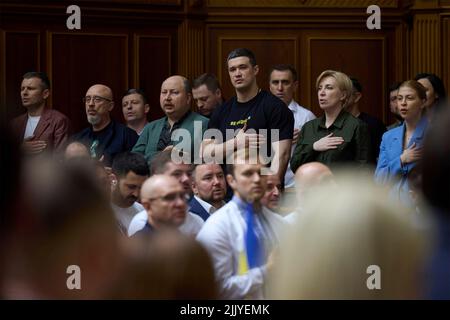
left=128, top=150, right=204, bottom=237
left=10, top=71, right=70, bottom=154
left=196, top=149, right=286, bottom=299
left=110, top=152, right=149, bottom=234
left=189, top=163, right=227, bottom=221
left=269, top=64, right=316, bottom=188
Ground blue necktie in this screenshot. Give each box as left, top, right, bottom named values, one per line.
left=245, top=203, right=264, bottom=268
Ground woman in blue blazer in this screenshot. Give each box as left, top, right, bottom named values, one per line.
left=375, top=80, right=428, bottom=206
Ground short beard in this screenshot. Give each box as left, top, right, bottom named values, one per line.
left=87, top=115, right=101, bottom=125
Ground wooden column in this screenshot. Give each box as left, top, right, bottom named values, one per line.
left=409, top=0, right=441, bottom=77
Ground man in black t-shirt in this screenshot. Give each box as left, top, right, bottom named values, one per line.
left=202, top=48, right=294, bottom=183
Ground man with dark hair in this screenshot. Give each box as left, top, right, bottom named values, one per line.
left=197, top=148, right=286, bottom=299
left=203, top=48, right=294, bottom=183
left=269, top=64, right=316, bottom=188
left=346, top=77, right=386, bottom=163
left=11, top=71, right=71, bottom=154
left=190, top=163, right=227, bottom=221
left=132, top=75, right=209, bottom=164
left=110, top=152, right=150, bottom=234
left=122, top=88, right=150, bottom=135
left=128, top=150, right=204, bottom=237
left=192, top=73, right=224, bottom=118
left=72, top=84, right=138, bottom=166
left=387, top=82, right=402, bottom=130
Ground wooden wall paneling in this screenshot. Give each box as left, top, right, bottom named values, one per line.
left=305, top=35, right=387, bottom=122
left=443, top=17, right=450, bottom=96
left=410, top=14, right=441, bottom=78
left=48, top=32, right=128, bottom=133
left=135, top=34, right=172, bottom=121
left=207, top=0, right=398, bottom=8
left=213, top=33, right=298, bottom=100
left=177, top=19, right=205, bottom=80
left=2, top=31, right=40, bottom=121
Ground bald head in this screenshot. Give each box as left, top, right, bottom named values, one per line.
left=160, top=75, right=192, bottom=121
left=65, top=142, right=90, bottom=160
left=85, top=84, right=114, bottom=130
left=141, top=175, right=179, bottom=200
left=295, top=162, right=334, bottom=198
left=87, top=84, right=113, bottom=100
left=140, top=175, right=187, bottom=229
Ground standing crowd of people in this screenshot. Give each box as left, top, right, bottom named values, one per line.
left=1, top=47, right=449, bottom=299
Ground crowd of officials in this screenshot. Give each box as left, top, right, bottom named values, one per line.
left=1, top=47, right=449, bottom=299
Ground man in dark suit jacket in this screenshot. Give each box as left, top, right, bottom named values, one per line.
left=72, top=84, right=138, bottom=166
left=10, top=71, right=71, bottom=154
left=189, top=163, right=227, bottom=221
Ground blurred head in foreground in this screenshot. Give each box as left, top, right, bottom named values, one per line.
left=3, top=157, right=121, bottom=299
left=110, top=229, right=217, bottom=299
left=271, top=172, right=429, bottom=299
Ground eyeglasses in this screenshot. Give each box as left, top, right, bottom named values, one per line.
left=83, top=95, right=112, bottom=104
left=147, top=192, right=190, bottom=203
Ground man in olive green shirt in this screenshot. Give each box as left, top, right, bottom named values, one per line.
left=290, top=110, right=371, bottom=173
left=132, top=75, right=208, bottom=164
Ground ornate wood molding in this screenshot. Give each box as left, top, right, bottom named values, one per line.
left=207, top=0, right=398, bottom=8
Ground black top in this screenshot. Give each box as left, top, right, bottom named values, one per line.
left=208, top=90, right=294, bottom=158
left=358, top=112, right=387, bottom=164
left=157, top=111, right=192, bottom=151
left=133, top=222, right=155, bottom=237
left=290, top=110, right=371, bottom=173
left=72, top=120, right=138, bottom=166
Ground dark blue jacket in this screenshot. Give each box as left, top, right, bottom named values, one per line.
left=72, top=120, right=138, bottom=166
left=188, top=197, right=210, bottom=221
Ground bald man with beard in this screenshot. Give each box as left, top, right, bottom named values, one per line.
left=132, top=75, right=209, bottom=164
left=72, top=84, right=138, bottom=166
left=284, top=162, right=334, bottom=223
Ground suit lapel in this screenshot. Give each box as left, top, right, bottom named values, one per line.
left=391, top=124, right=404, bottom=152
left=408, top=116, right=428, bottom=148
left=33, top=108, right=51, bottom=139
left=16, top=113, right=28, bottom=140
